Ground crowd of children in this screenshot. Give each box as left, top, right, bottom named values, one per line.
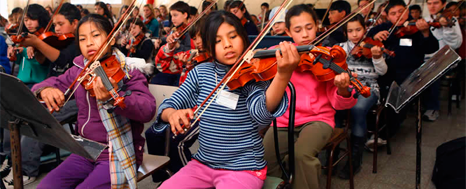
left=0, top=0, right=464, bottom=188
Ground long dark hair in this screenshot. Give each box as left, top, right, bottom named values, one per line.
left=95, top=2, right=114, bottom=25
left=23, top=4, right=51, bottom=33
left=201, top=11, right=250, bottom=59
left=227, top=1, right=254, bottom=22
left=76, top=14, right=113, bottom=55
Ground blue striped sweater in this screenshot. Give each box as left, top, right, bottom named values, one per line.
left=152, top=62, right=288, bottom=170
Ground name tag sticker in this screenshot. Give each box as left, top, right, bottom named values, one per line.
left=400, top=38, right=412, bottom=46
left=216, top=90, right=239, bottom=110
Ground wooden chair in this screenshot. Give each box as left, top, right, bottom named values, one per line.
left=321, top=111, right=354, bottom=189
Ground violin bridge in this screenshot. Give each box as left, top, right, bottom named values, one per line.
left=244, top=50, right=254, bottom=63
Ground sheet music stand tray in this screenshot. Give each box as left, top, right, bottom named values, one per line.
left=385, top=45, right=461, bottom=189
left=0, top=73, right=107, bottom=189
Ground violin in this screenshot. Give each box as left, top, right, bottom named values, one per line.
left=127, top=33, right=144, bottom=56
left=351, top=37, right=395, bottom=59
left=78, top=54, right=128, bottom=109
left=395, top=21, right=442, bottom=38
left=37, top=0, right=75, bottom=49
left=144, top=15, right=154, bottom=25
left=38, top=32, right=75, bottom=49
left=5, top=23, right=19, bottom=35
left=227, top=45, right=371, bottom=98
left=191, top=51, right=211, bottom=65
left=241, top=17, right=247, bottom=26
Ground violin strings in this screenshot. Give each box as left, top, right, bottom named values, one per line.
left=189, top=0, right=294, bottom=128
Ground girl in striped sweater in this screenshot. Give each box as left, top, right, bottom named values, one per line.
left=153, top=10, right=299, bottom=189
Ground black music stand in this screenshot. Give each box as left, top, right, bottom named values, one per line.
left=0, top=73, right=107, bottom=189
left=385, top=45, right=461, bottom=189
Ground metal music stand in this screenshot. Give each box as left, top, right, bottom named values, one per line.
left=0, top=73, right=107, bottom=189
left=385, top=45, right=461, bottom=189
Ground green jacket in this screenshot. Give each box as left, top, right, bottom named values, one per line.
left=15, top=47, right=49, bottom=84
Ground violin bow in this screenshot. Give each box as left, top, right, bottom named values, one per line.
left=185, top=0, right=295, bottom=130
left=44, top=0, right=66, bottom=32
left=15, top=0, right=31, bottom=37
left=174, top=0, right=218, bottom=41
left=63, top=0, right=144, bottom=104
left=319, top=0, right=334, bottom=30
left=312, top=0, right=377, bottom=45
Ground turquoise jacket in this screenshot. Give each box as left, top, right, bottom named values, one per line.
left=145, top=19, right=160, bottom=38
left=15, top=47, right=49, bottom=84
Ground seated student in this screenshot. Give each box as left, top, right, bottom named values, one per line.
left=262, top=4, right=358, bottom=189
left=190, top=6, right=199, bottom=18
left=421, top=0, right=463, bottom=121
left=7, top=4, right=50, bottom=88
left=151, top=1, right=194, bottom=86
left=358, top=0, right=375, bottom=21
left=118, top=18, right=156, bottom=77
left=334, top=14, right=387, bottom=179
left=145, top=19, right=209, bottom=183
left=324, top=0, right=351, bottom=46
left=155, top=10, right=297, bottom=189
left=19, top=3, right=81, bottom=77
left=143, top=4, right=160, bottom=38
left=227, top=0, right=260, bottom=35
left=33, top=14, right=156, bottom=189
left=202, top=0, right=218, bottom=15
left=269, top=6, right=289, bottom=36
left=94, top=2, right=114, bottom=26
left=365, top=0, right=439, bottom=149
left=409, top=5, right=422, bottom=20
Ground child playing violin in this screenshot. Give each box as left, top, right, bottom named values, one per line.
left=7, top=4, right=50, bottom=88
left=120, top=18, right=155, bottom=61
left=227, top=0, right=260, bottom=35
left=334, top=14, right=387, bottom=179
left=366, top=0, right=439, bottom=148
left=156, top=18, right=206, bottom=86
left=154, top=10, right=299, bottom=189
left=145, top=18, right=207, bottom=183
left=32, top=14, right=156, bottom=189
left=17, top=3, right=81, bottom=77
left=262, top=4, right=358, bottom=189
left=118, top=18, right=155, bottom=77
left=151, top=1, right=194, bottom=86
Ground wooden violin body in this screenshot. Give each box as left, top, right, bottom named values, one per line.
left=227, top=45, right=371, bottom=98
left=38, top=32, right=75, bottom=49
left=352, top=38, right=395, bottom=59
left=79, top=55, right=127, bottom=108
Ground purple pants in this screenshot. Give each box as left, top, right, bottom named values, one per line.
left=37, top=154, right=110, bottom=189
